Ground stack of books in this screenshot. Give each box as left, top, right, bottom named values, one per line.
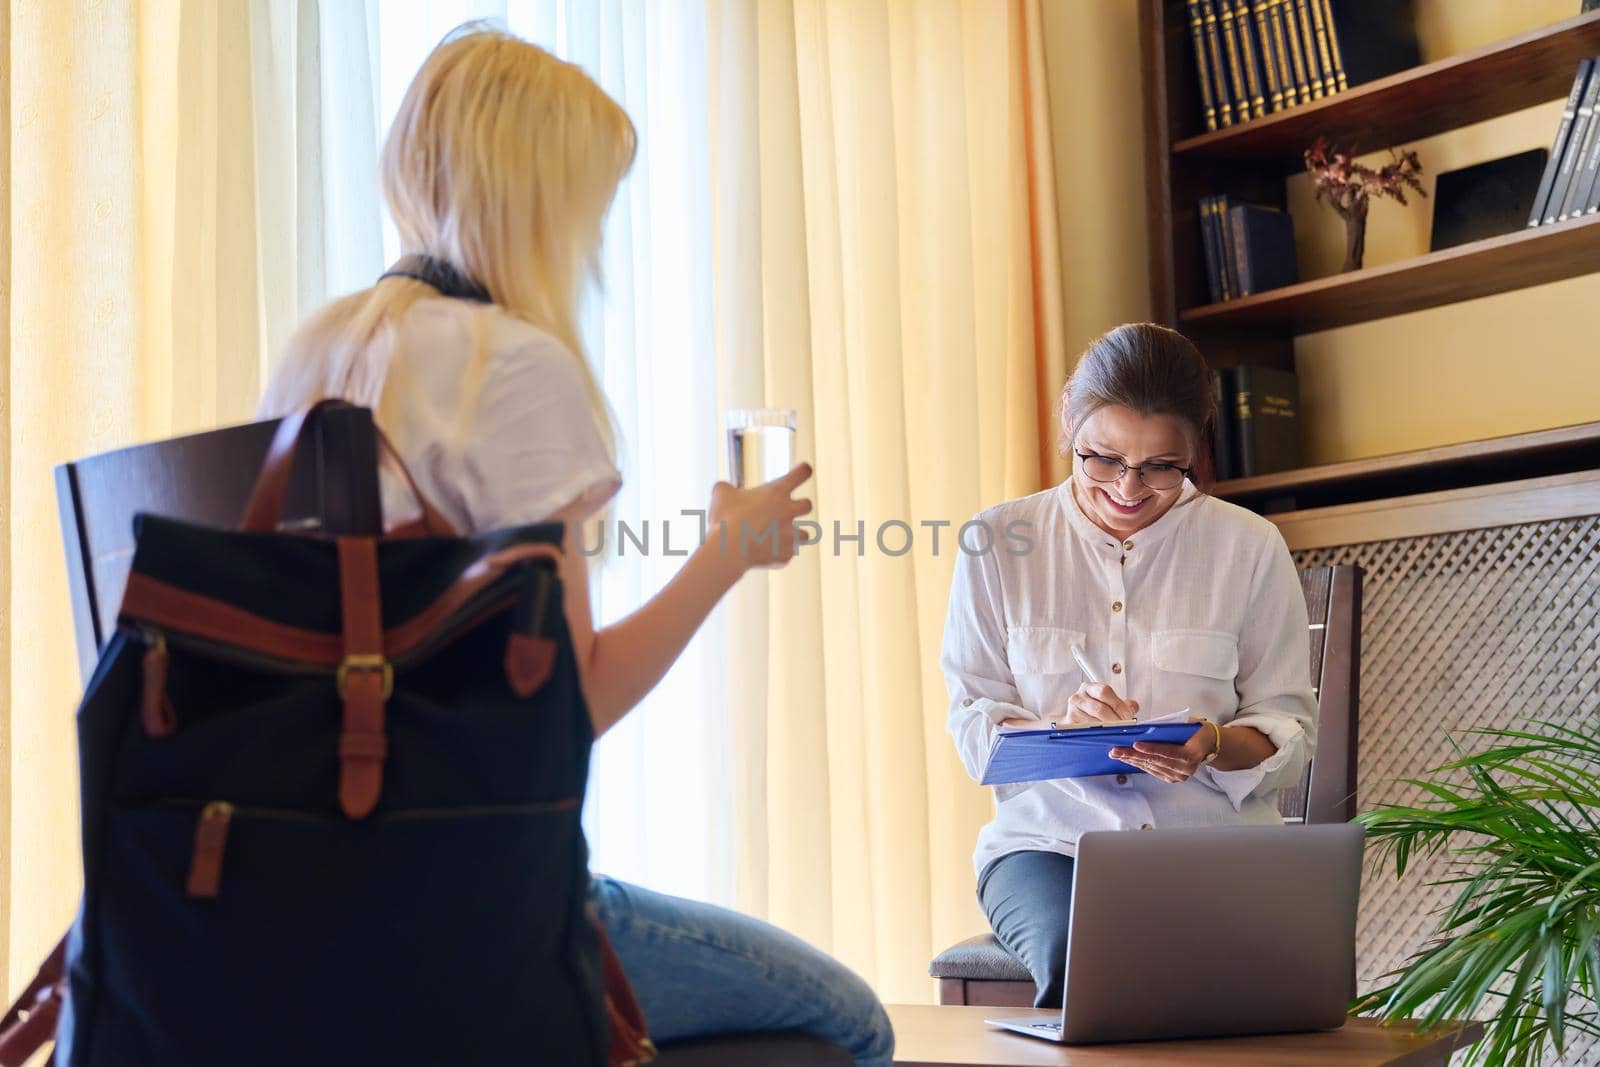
left=1210, top=366, right=1302, bottom=482
left=1528, top=57, right=1600, bottom=227
left=1185, top=0, right=1418, bottom=132
left=1197, top=196, right=1299, bottom=303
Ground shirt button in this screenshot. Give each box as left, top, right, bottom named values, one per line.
left=1123, top=539, right=1134, bottom=551
left=1140, top=823, right=1153, bottom=831
left=1112, top=663, right=1123, bottom=674
left=1111, top=601, right=1123, bottom=612
left=962, top=699, right=974, bottom=707
left=1115, top=774, right=1128, bottom=785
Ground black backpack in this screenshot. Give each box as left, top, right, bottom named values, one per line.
left=0, top=407, right=650, bottom=1066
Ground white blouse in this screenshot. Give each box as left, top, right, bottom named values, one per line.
left=370, top=296, right=621, bottom=533
left=941, top=477, right=1318, bottom=877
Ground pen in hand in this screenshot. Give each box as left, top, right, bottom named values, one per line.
left=1069, top=644, right=1099, bottom=684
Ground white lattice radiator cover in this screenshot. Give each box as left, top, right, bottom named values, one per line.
left=1295, top=515, right=1600, bottom=1059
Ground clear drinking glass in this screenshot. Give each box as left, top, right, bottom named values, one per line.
left=726, top=408, right=797, bottom=488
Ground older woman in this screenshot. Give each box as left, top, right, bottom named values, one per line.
left=941, top=322, right=1317, bottom=1007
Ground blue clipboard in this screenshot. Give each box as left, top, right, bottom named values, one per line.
left=980, top=721, right=1202, bottom=785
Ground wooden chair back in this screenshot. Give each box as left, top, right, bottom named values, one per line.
left=1281, top=564, right=1363, bottom=824
left=55, top=404, right=381, bottom=682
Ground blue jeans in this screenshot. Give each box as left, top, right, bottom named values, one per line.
left=591, top=876, right=894, bottom=1065
left=978, top=850, right=1076, bottom=1008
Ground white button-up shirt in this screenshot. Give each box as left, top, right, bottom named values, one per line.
left=942, top=477, right=1317, bottom=877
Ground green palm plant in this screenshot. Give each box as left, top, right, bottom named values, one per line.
left=1355, top=721, right=1600, bottom=1066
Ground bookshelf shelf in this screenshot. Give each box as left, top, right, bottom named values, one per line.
left=1172, top=10, right=1600, bottom=173
left=1142, top=2, right=1600, bottom=507
left=1179, top=213, right=1600, bottom=332
left=1213, top=421, right=1600, bottom=513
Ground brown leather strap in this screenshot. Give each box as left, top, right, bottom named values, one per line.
left=376, top=436, right=458, bottom=538
left=240, top=400, right=458, bottom=537
left=121, top=542, right=563, bottom=668
left=336, top=537, right=388, bottom=819
left=0, top=935, right=66, bottom=1067
left=594, top=920, right=655, bottom=1066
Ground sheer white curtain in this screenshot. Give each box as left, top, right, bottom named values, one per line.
left=335, top=0, right=739, bottom=905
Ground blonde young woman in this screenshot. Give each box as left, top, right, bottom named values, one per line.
left=260, top=28, right=892, bottom=1065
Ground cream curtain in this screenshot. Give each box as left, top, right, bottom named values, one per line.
left=708, top=0, right=1064, bottom=1001
left=0, top=0, right=333, bottom=997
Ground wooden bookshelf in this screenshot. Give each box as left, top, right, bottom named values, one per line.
left=1180, top=213, right=1600, bottom=333
left=1173, top=9, right=1600, bottom=171
left=1214, top=421, right=1600, bottom=513
left=1140, top=2, right=1600, bottom=509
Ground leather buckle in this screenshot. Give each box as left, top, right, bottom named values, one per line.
left=336, top=654, right=394, bottom=700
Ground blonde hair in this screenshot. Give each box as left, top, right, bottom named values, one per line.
left=258, top=25, right=634, bottom=462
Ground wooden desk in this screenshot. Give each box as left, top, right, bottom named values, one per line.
left=887, top=1006, right=1483, bottom=1066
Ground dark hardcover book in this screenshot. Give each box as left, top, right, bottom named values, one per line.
left=1315, top=0, right=1348, bottom=90
left=1228, top=204, right=1300, bottom=295
left=1187, top=0, right=1221, bottom=131
left=1293, top=0, right=1327, bottom=98
left=1198, top=197, right=1225, bottom=304
left=1217, top=0, right=1252, bottom=122
left=1566, top=89, right=1600, bottom=218
left=1323, top=0, right=1419, bottom=87
left=1547, top=62, right=1600, bottom=224
left=1210, top=368, right=1238, bottom=482
left=1307, top=0, right=1339, bottom=94
left=1200, top=0, right=1238, bottom=127
left=1225, top=0, right=1268, bottom=118
left=1268, top=0, right=1303, bottom=107
left=1276, top=0, right=1312, bottom=103
left=1233, top=366, right=1302, bottom=478
left=1209, top=196, right=1236, bottom=300
left=1586, top=112, right=1600, bottom=215
left=1558, top=69, right=1600, bottom=221
left=1215, top=194, right=1242, bottom=298
left=1530, top=60, right=1593, bottom=226
left=1250, top=0, right=1286, bottom=111
left=1430, top=149, right=1550, bottom=251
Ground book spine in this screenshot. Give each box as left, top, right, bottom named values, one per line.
left=1200, top=0, right=1237, bottom=127
left=1207, top=197, right=1233, bottom=301
left=1217, top=195, right=1241, bottom=299
left=1209, top=369, right=1237, bottom=483
left=1229, top=206, right=1255, bottom=297
left=1308, top=0, right=1339, bottom=94
left=1187, top=0, right=1221, bottom=132
left=1251, top=0, right=1285, bottom=112
left=1293, top=0, right=1325, bottom=99
left=1574, top=119, right=1600, bottom=216
left=1226, top=0, right=1267, bottom=118
left=1558, top=70, right=1600, bottom=221
left=1316, top=0, right=1348, bottom=91
left=1547, top=63, right=1599, bottom=225
left=1530, top=60, right=1591, bottom=226
left=1217, top=0, right=1252, bottom=122
left=1275, top=0, right=1310, bottom=106
left=1199, top=198, right=1224, bottom=304
left=1234, top=368, right=1256, bottom=478
left=1586, top=113, right=1600, bottom=215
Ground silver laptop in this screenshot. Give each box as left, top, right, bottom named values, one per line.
left=987, top=823, right=1362, bottom=1045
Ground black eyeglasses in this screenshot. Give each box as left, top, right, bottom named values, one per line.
left=1074, top=450, right=1191, bottom=491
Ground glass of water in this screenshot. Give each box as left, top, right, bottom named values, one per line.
left=726, top=408, right=797, bottom=488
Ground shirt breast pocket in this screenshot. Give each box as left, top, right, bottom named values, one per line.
left=1006, top=626, right=1086, bottom=720
left=1152, top=629, right=1239, bottom=721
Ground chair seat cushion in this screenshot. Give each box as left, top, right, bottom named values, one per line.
left=653, top=1031, right=852, bottom=1065
left=928, top=933, right=1032, bottom=981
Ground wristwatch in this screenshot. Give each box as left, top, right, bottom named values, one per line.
left=1199, top=718, right=1223, bottom=765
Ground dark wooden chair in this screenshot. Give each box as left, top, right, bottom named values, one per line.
left=55, top=405, right=852, bottom=1065
left=928, top=564, right=1363, bottom=1007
